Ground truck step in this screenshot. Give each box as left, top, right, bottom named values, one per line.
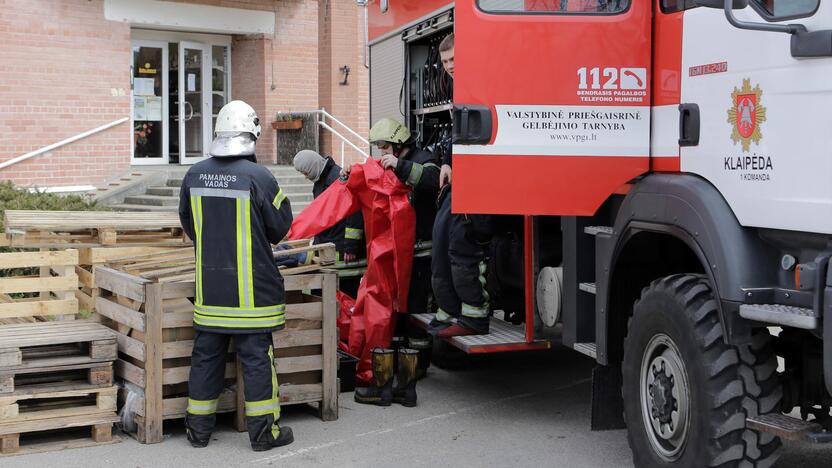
left=746, top=414, right=831, bottom=443
left=739, top=304, right=818, bottom=330
left=573, top=342, right=597, bottom=359
left=409, top=313, right=550, bottom=354
left=579, top=282, right=597, bottom=294
left=584, top=226, right=613, bottom=236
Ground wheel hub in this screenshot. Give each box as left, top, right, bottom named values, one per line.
left=640, top=334, right=690, bottom=462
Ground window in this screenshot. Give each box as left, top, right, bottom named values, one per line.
left=752, top=0, right=818, bottom=19
left=478, top=0, right=629, bottom=14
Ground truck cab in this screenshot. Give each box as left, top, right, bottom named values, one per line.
left=368, top=1, right=832, bottom=466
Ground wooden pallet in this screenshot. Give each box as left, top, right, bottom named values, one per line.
left=1, top=210, right=188, bottom=248
left=0, top=250, right=80, bottom=325
left=0, top=386, right=117, bottom=424
left=0, top=413, right=120, bottom=456
left=94, top=263, right=339, bottom=444
left=0, top=321, right=117, bottom=371
left=1, top=362, right=112, bottom=396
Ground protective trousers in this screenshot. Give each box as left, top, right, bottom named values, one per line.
left=431, top=191, right=491, bottom=332
left=186, top=331, right=282, bottom=445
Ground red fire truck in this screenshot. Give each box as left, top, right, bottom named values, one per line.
left=368, top=0, right=832, bottom=466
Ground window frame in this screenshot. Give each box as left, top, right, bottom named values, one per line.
left=749, top=0, right=820, bottom=22
left=475, top=0, right=632, bottom=16
left=659, top=0, right=699, bottom=14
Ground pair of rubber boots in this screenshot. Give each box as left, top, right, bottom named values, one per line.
left=354, top=348, right=418, bottom=407
left=186, top=419, right=294, bottom=451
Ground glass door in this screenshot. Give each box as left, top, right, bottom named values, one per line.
left=131, top=40, right=168, bottom=164
left=178, top=42, right=211, bottom=164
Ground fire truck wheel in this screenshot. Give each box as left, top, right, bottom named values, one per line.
left=430, top=338, right=467, bottom=370
left=622, top=274, right=782, bottom=468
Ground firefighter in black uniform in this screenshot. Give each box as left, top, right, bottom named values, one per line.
left=429, top=33, right=494, bottom=337
left=352, top=118, right=438, bottom=407
left=370, top=118, right=439, bottom=316
left=293, top=150, right=367, bottom=296
left=179, top=100, right=295, bottom=451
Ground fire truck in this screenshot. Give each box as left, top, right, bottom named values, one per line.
left=367, top=0, right=832, bottom=466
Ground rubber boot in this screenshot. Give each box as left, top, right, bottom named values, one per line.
left=392, top=348, right=418, bottom=407
left=251, top=426, right=295, bottom=452
left=354, top=348, right=395, bottom=406
left=185, top=414, right=211, bottom=448
left=407, top=337, right=432, bottom=380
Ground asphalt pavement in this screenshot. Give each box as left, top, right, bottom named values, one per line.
left=4, top=345, right=831, bottom=467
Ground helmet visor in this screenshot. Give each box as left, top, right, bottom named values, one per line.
left=209, top=132, right=256, bottom=157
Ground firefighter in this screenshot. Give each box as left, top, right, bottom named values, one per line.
left=293, top=150, right=367, bottom=296
left=369, top=118, right=440, bottom=317
left=429, top=33, right=495, bottom=337
left=178, top=100, right=295, bottom=451
left=351, top=118, right=439, bottom=407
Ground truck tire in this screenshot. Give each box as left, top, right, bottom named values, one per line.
left=622, top=274, right=782, bottom=468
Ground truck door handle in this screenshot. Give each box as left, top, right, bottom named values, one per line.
left=678, top=103, right=700, bottom=147
left=453, top=104, right=492, bottom=145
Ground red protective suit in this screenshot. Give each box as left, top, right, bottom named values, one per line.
left=288, top=159, right=416, bottom=385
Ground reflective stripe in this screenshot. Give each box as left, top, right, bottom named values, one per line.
left=195, top=303, right=285, bottom=313
left=187, top=398, right=218, bottom=415
left=415, top=240, right=433, bottom=250
left=245, top=398, right=280, bottom=417
left=236, top=198, right=254, bottom=309
left=461, top=302, right=489, bottom=319
left=414, top=249, right=432, bottom=258
left=268, top=345, right=281, bottom=439
left=406, top=162, right=424, bottom=186
left=191, top=188, right=250, bottom=199
left=191, top=195, right=203, bottom=305
left=435, top=309, right=454, bottom=323
left=479, top=260, right=490, bottom=303
left=272, top=189, right=287, bottom=210
left=336, top=267, right=367, bottom=278
left=423, top=162, right=439, bottom=169
left=334, top=259, right=368, bottom=269
left=345, top=227, right=363, bottom=240
left=193, top=314, right=285, bottom=329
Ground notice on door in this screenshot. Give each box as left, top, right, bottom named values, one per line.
left=146, top=97, right=162, bottom=121
left=457, top=104, right=650, bottom=157
left=133, top=78, right=155, bottom=97
left=133, top=97, right=147, bottom=121
left=187, top=74, right=196, bottom=92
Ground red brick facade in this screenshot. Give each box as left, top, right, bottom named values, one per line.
left=0, top=0, right=369, bottom=188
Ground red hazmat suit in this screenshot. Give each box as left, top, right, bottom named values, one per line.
left=288, top=159, right=416, bottom=385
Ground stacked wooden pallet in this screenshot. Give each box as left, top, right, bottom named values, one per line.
left=1, top=210, right=189, bottom=248
left=0, top=251, right=120, bottom=456
left=93, top=242, right=339, bottom=444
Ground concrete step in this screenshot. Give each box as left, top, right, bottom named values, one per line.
left=123, top=194, right=179, bottom=207
left=280, top=183, right=313, bottom=195
left=146, top=186, right=180, bottom=197
left=285, top=192, right=313, bottom=203
left=167, top=178, right=183, bottom=187
left=274, top=174, right=309, bottom=185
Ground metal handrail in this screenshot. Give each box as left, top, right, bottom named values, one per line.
left=0, top=117, right=130, bottom=171
left=292, top=108, right=370, bottom=167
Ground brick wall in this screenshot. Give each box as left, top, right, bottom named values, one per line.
left=0, top=0, right=368, bottom=187
left=0, top=0, right=131, bottom=188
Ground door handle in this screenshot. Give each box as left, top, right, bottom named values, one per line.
left=453, top=104, right=492, bottom=145
left=184, top=101, right=194, bottom=121
left=678, top=103, right=700, bottom=147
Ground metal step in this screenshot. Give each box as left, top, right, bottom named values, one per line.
left=584, top=226, right=613, bottom=236
left=746, top=414, right=831, bottom=443
left=573, top=343, right=597, bottom=359
left=410, top=313, right=550, bottom=353
left=579, top=282, right=597, bottom=294
left=739, top=304, right=818, bottom=330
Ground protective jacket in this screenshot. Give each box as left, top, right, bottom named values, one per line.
left=178, top=156, right=293, bottom=334
left=393, top=145, right=439, bottom=243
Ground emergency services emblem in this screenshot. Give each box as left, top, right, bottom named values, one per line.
left=727, top=78, right=766, bottom=152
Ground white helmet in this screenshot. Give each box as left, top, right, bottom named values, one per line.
left=209, top=100, right=262, bottom=157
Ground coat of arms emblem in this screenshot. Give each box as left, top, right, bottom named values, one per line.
left=727, top=78, right=766, bottom=152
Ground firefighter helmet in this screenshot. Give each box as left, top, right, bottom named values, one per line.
left=368, top=118, right=411, bottom=145
left=209, top=100, right=261, bottom=157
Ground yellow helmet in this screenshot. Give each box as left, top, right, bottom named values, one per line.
left=368, top=118, right=411, bottom=144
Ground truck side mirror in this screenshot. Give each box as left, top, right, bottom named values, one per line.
left=694, top=0, right=747, bottom=8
